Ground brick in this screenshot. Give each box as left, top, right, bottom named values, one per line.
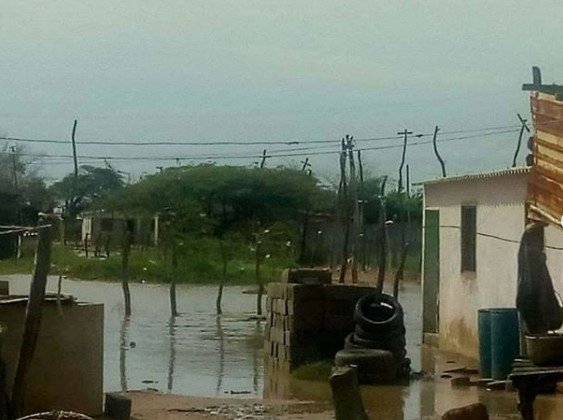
left=281, top=268, right=332, bottom=285
left=284, top=284, right=325, bottom=301
left=324, top=298, right=356, bottom=317
left=267, top=283, right=285, bottom=299
left=323, top=284, right=375, bottom=300
left=323, top=314, right=354, bottom=332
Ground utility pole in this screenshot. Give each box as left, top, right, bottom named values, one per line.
left=397, top=129, right=413, bottom=193
left=71, top=120, right=78, bottom=178
left=10, top=146, right=18, bottom=193
left=512, top=113, right=531, bottom=168
left=431, top=126, right=447, bottom=177
left=259, top=149, right=268, bottom=168
left=301, top=157, right=311, bottom=172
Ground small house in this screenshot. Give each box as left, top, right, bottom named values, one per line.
left=419, top=167, right=563, bottom=360
left=81, top=210, right=159, bottom=247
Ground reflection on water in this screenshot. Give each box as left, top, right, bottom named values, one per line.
left=167, top=316, right=176, bottom=392
left=119, top=316, right=129, bottom=392
left=4, top=275, right=265, bottom=397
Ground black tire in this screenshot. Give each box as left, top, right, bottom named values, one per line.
left=354, top=324, right=405, bottom=342
left=352, top=333, right=406, bottom=351
left=344, top=332, right=363, bottom=350
left=334, top=348, right=397, bottom=383
left=354, top=294, right=404, bottom=334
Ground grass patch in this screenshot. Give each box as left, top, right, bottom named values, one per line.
left=292, top=360, right=334, bottom=382
left=0, top=241, right=296, bottom=285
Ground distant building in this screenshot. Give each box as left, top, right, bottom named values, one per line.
left=419, top=167, right=563, bottom=359
left=81, top=210, right=159, bottom=247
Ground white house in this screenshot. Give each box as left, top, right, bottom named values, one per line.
left=420, top=167, right=563, bottom=360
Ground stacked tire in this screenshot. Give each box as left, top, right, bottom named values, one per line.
left=343, top=293, right=410, bottom=381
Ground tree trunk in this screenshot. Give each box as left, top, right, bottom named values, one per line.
left=121, top=231, right=132, bottom=317
left=169, top=239, right=178, bottom=317
left=377, top=201, right=387, bottom=292
left=330, top=366, right=369, bottom=420
left=9, top=224, right=52, bottom=419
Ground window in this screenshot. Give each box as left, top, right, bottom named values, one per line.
left=461, top=205, right=476, bottom=272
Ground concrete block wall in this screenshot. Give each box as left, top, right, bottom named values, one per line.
left=264, top=282, right=374, bottom=374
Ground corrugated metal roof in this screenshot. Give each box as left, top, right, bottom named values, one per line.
left=416, top=166, right=531, bottom=186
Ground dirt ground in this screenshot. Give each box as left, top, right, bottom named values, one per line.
left=124, top=390, right=334, bottom=420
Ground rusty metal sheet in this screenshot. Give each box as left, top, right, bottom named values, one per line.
left=527, top=92, right=563, bottom=228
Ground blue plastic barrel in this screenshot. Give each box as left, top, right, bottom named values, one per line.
left=478, top=309, right=492, bottom=378
left=490, top=308, right=519, bottom=380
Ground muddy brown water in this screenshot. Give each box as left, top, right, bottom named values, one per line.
left=3, top=274, right=551, bottom=418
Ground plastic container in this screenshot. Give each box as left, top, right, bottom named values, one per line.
left=478, top=308, right=492, bottom=378
left=490, top=308, right=519, bottom=380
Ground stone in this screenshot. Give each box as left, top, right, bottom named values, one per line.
left=442, top=403, right=489, bottom=420
left=105, top=392, right=131, bottom=420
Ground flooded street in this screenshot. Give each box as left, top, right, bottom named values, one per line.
left=5, top=274, right=559, bottom=418
left=3, top=274, right=265, bottom=397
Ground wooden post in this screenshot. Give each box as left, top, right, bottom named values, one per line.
left=9, top=224, right=52, bottom=419
left=216, top=240, right=227, bottom=315
left=339, top=139, right=350, bottom=284
left=431, top=126, right=447, bottom=177
left=376, top=178, right=388, bottom=292
left=255, top=235, right=263, bottom=316
left=330, top=366, right=369, bottom=420
left=0, top=325, right=7, bottom=420
left=512, top=113, right=531, bottom=168
left=121, top=230, right=132, bottom=317
left=393, top=243, right=410, bottom=300
left=347, top=136, right=360, bottom=284
left=84, top=233, right=89, bottom=258
left=169, top=237, right=178, bottom=317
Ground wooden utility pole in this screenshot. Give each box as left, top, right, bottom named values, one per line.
left=9, top=224, right=52, bottom=419
left=431, top=126, right=447, bottom=177
left=376, top=177, right=388, bottom=292
left=216, top=240, right=227, bottom=315
left=10, top=146, right=18, bottom=194
left=346, top=136, right=360, bottom=283
left=397, top=129, right=412, bottom=193
left=301, top=157, right=311, bottom=172
left=121, top=230, right=132, bottom=316
left=512, top=113, right=531, bottom=168
left=259, top=149, right=268, bottom=168
left=357, top=150, right=367, bottom=271
left=338, top=138, right=350, bottom=284
left=71, top=120, right=79, bottom=178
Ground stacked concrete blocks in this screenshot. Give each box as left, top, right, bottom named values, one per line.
left=264, top=277, right=375, bottom=372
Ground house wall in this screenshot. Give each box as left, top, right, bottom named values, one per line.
left=422, top=172, right=563, bottom=359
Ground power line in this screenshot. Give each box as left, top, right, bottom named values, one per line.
left=0, top=128, right=519, bottom=163
left=0, top=123, right=525, bottom=148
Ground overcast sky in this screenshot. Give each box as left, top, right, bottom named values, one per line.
left=1, top=1, right=562, bottom=185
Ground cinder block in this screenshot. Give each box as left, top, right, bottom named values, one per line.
left=284, top=284, right=325, bottom=301
left=323, top=314, right=354, bottom=332
left=104, top=393, right=131, bottom=420
left=323, top=284, right=375, bottom=300
left=281, top=268, right=332, bottom=285
left=267, top=283, right=285, bottom=299
left=324, top=298, right=356, bottom=317
left=442, top=403, right=489, bottom=420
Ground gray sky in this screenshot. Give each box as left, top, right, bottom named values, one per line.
left=1, top=1, right=562, bottom=185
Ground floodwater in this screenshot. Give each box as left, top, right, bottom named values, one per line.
left=4, top=274, right=563, bottom=418
left=3, top=274, right=265, bottom=397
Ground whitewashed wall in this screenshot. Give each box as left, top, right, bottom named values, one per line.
left=423, top=172, right=563, bottom=359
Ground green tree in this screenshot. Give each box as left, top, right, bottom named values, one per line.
left=51, top=165, right=124, bottom=218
